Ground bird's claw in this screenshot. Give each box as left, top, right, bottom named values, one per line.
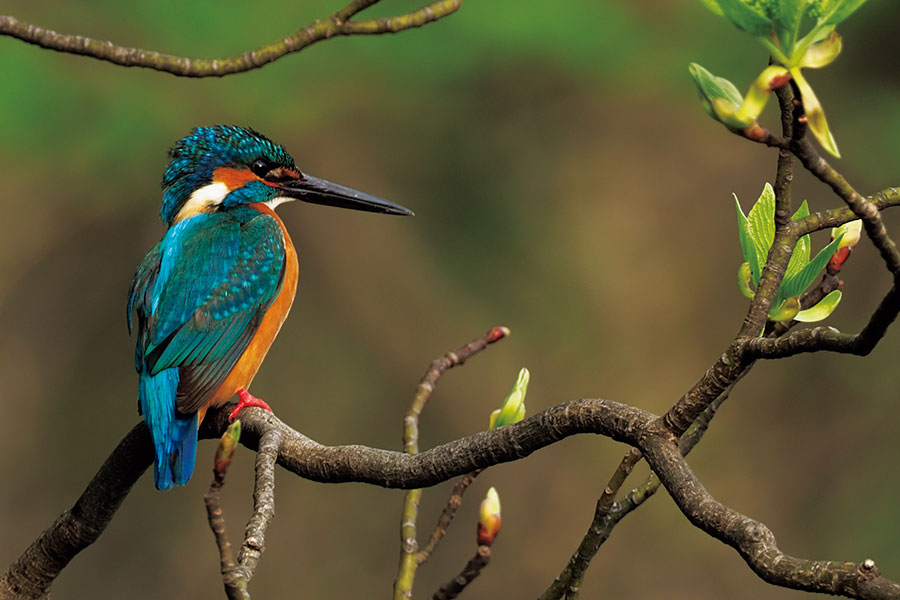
left=228, top=388, right=273, bottom=422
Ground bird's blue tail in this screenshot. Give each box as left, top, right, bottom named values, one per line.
left=139, top=367, right=199, bottom=490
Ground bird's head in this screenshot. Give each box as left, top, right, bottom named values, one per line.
left=160, top=125, right=411, bottom=225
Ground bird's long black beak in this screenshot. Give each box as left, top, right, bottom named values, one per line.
left=280, top=174, right=413, bottom=216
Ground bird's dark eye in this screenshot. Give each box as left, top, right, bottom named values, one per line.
left=250, top=158, right=272, bottom=178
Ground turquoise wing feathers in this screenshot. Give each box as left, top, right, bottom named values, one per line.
left=128, top=207, right=286, bottom=489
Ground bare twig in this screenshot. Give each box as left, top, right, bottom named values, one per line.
left=736, top=123, right=790, bottom=149
left=233, top=429, right=281, bottom=588
left=417, top=469, right=483, bottom=565
left=0, top=0, right=461, bottom=78
left=540, top=447, right=642, bottom=600
left=792, top=187, right=900, bottom=238
left=431, top=545, right=491, bottom=600
left=542, top=364, right=748, bottom=600
left=204, top=429, right=242, bottom=599
left=791, top=139, right=900, bottom=275
left=203, top=426, right=281, bottom=600
left=395, top=326, right=510, bottom=600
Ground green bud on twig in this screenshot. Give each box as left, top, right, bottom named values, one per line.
left=489, top=368, right=529, bottom=429
left=795, top=290, right=843, bottom=322
left=737, top=262, right=755, bottom=299
left=769, top=296, right=802, bottom=322
left=214, top=420, right=241, bottom=477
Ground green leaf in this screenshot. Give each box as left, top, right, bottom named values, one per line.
left=815, top=0, right=868, bottom=26
left=782, top=233, right=843, bottom=298
left=699, top=0, right=724, bottom=16
left=735, top=196, right=760, bottom=284
left=715, top=0, right=774, bottom=36
left=791, top=198, right=810, bottom=221
left=737, top=262, right=755, bottom=298
left=799, top=31, right=842, bottom=68
left=795, top=289, right=842, bottom=322
left=791, top=67, right=840, bottom=157
left=689, top=63, right=745, bottom=126
left=747, top=183, right=776, bottom=273
left=733, top=65, right=791, bottom=124
left=785, top=200, right=811, bottom=281
left=831, top=219, right=862, bottom=250
left=769, top=296, right=802, bottom=322
left=772, top=0, right=813, bottom=51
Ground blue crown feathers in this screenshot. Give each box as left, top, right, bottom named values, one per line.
left=160, top=126, right=295, bottom=224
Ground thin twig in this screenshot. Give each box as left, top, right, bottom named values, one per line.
left=417, top=469, right=483, bottom=565
left=737, top=123, right=790, bottom=149
left=394, top=326, right=510, bottom=600
left=203, top=427, right=282, bottom=600
left=234, top=429, right=281, bottom=585
left=791, top=187, right=900, bottom=238
left=791, top=138, right=900, bottom=275
left=542, top=364, right=748, bottom=600
left=0, top=0, right=461, bottom=77
left=431, top=545, right=491, bottom=600
left=542, top=447, right=641, bottom=600
left=204, top=459, right=239, bottom=597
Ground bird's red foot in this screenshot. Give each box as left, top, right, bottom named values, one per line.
left=228, top=388, right=274, bottom=422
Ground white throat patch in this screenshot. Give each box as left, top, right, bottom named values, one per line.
left=174, top=182, right=229, bottom=223
left=265, top=196, right=294, bottom=210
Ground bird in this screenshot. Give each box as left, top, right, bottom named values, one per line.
left=128, top=125, right=412, bottom=490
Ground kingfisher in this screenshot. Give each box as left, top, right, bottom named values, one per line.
left=128, top=125, right=412, bottom=490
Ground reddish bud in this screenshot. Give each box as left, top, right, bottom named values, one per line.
left=477, top=487, right=502, bottom=546
left=828, top=220, right=862, bottom=274
left=827, top=246, right=851, bottom=275
left=768, top=71, right=792, bottom=90
left=487, top=326, right=511, bottom=344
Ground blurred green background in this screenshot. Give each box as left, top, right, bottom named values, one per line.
left=1, top=1, right=899, bottom=598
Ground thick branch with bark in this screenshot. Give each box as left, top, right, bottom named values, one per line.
left=5, top=389, right=900, bottom=600
left=0, top=424, right=153, bottom=600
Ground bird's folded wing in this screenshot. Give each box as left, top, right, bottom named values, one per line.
left=130, top=210, right=286, bottom=414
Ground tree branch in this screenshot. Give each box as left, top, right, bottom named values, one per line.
left=0, top=424, right=153, bottom=600
left=641, top=424, right=900, bottom=598
left=395, top=326, right=509, bottom=600
left=416, top=469, right=482, bottom=565
left=542, top=364, right=748, bottom=600
left=791, top=138, right=900, bottom=275
left=431, top=545, right=491, bottom=600
left=791, top=187, right=900, bottom=238
left=4, top=389, right=899, bottom=600
left=0, top=0, right=461, bottom=78
left=203, top=423, right=281, bottom=599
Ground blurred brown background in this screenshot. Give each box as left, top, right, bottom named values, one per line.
left=1, top=1, right=899, bottom=598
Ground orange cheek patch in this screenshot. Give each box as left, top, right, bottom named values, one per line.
left=213, top=167, right=258, bottom=190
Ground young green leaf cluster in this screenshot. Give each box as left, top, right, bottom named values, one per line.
left=489, top=368, right=529, bottom=429
left=735, top=183, right=843, bottom=322
left=691, top=0, right=867, bottom=157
